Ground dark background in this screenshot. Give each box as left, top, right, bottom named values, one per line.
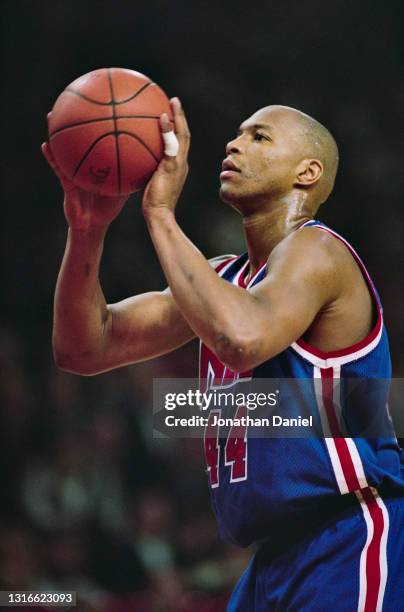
left=1, top=1, right=403, bottom=610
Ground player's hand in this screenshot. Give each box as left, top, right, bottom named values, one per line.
left=41, top=120, right=128, bottom=232
left=142, top=97, right=190, bottom=219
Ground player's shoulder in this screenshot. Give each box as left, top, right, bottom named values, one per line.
left=270, top=223, right=348, bottom=268
left=264, top=224, right=354, bottom=290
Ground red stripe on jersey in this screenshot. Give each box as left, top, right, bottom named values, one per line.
left=320, top=368, right=362, bottom=491
left=296, top=314, right=382, bottom=359
left=214, top=256, right=238, bottom=274
left=320, top=368, right=341, bottom=437
left=318, top=367, right=388, bottom=612
left=238, top=260, right=267, bottom=289
left=362, top=487, right=385, bottom=612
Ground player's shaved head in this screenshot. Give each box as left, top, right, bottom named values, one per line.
left=257, top=105, right=339, bottom=207
left=221, top=104, right=339, bottom=213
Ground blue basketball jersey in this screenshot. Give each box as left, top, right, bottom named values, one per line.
left=199, top=220, right=404, bottom=611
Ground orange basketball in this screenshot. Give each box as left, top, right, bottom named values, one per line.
left=48, top=68, right=172, bottom=196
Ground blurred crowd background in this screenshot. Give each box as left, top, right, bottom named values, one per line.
left=1, top=1, right=403, bottom=610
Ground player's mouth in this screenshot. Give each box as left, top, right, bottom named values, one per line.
left=220, top=158, right=241, bottom=180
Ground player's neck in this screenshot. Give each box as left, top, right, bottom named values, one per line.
left=242, top=197, right=313, bottom=272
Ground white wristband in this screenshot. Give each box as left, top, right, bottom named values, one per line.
left=162, top=130, right=179, bottom=157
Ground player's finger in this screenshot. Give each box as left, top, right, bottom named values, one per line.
left=41, top=142, right=56, bottom=168
left=160, top=113, right=179, bottom=157
left=171, top=97, right=190, bottom=135
left=41, top=142, right=68, bottom=181
left=160, top=112, right=173, bottom=133
left=41, top=142, right=60, bottom=174
left=170, top=97, right=191, bottom=152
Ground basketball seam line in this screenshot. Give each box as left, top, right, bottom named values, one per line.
left=48, top=115, right=165, bottom=138
left=120, top=131, right=159, bottom=163
left=72, top=131, right=159, bottom=180
left=73, top=132, right=114, bottom=179
left=65, top=81, right=152, bottom=106
left=107, top=68, right=121, bottom=195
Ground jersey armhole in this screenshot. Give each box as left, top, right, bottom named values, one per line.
left=293, top=225, right=383, bottom=364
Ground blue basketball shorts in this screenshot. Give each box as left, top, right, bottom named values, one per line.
left=227, top=495, right=404, bottom=611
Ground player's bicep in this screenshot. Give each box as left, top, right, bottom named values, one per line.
left=250, top=230, right=339, bottom=355
left=100, top=255, right=234, bottom=370
left=252, top=275, right=323, bottom=350
left=101, top=290, right=195, bottom=370
left=98, top=253, right=235, bottom=371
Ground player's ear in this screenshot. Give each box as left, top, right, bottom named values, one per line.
left=295, top=159, right=323, bottom=187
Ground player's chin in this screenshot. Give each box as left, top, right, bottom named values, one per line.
left=219, top=182, right=242, bottom=205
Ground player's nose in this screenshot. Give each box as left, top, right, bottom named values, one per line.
left=226, top=135, right=243, bottom=156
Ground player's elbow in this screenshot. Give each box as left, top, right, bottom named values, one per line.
left=214, top=331, right=262, bottom=373
left=53, top=347, right=99, bottom=377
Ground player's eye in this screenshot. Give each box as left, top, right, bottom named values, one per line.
left=254, top=132, right=269, bottom=142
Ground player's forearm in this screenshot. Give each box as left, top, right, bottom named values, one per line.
left=53, top=226, right=109, bottom=373
left=146, top=211, right=263, bottom=370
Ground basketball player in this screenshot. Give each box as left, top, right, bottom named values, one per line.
left=42, top=98, right=404, bottom=611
